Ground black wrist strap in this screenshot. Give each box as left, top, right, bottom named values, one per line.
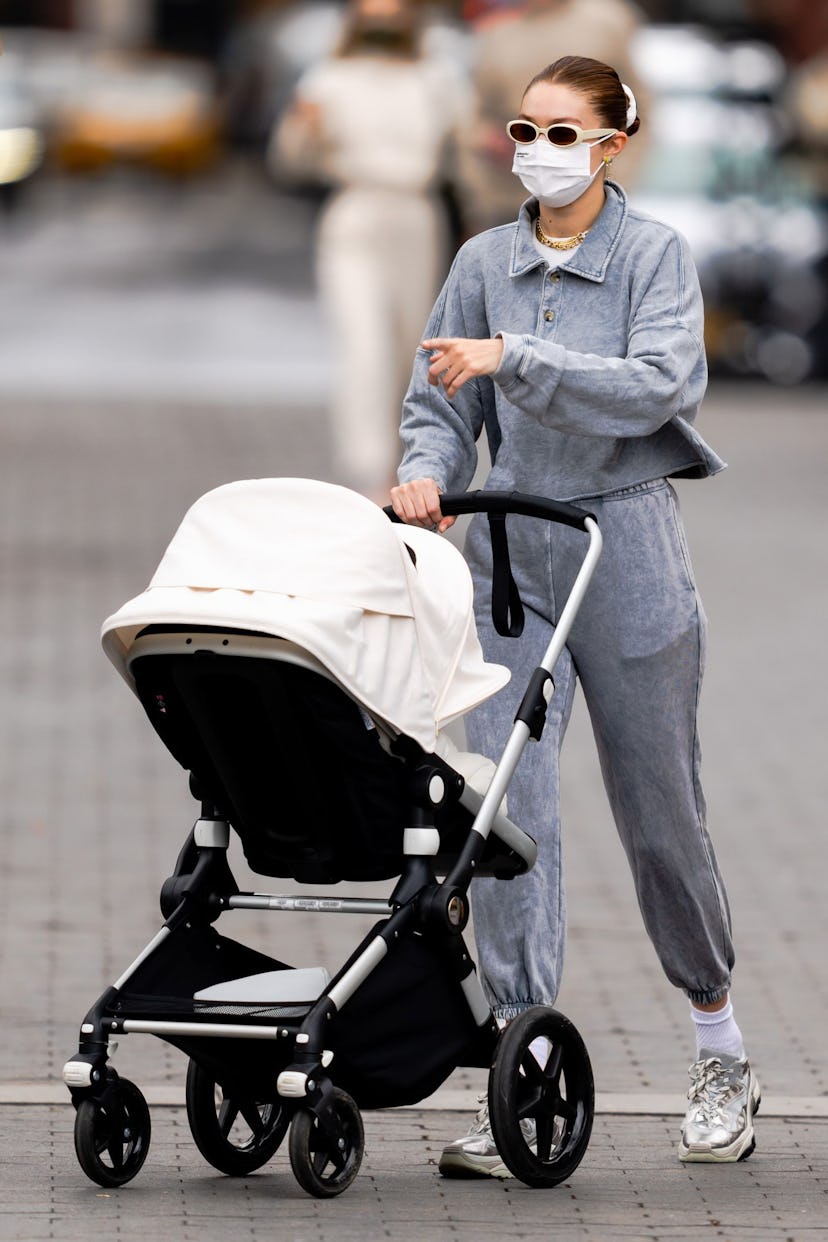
left=487, top=512, right=525, bottom=638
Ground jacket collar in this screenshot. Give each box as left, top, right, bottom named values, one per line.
left=509, top=180, right=628, bottom=283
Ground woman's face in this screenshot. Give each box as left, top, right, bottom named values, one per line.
left=519, top=80, right=627, bottom=173
left=353, top=0, right=409, bottom=25
left=348, top=0, right=415, bottom=50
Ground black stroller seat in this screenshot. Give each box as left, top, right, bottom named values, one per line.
left=131, top=629, right=533, bottom=885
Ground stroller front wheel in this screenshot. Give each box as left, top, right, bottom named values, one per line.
left=185, top=1059, right=289, bottom=1176
left=488, top=1006, right=594, bottom=1187
left=74, top=1075, right=151, bottom=1188
left=288, top=1086, right=364, bottom=1198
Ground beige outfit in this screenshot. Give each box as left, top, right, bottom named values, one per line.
left=461, top=0, right=649, bottom=231
left=276, top=55, right=468, bottom=495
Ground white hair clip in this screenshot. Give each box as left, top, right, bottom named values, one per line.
left=622, top=83, right=637, bottom=129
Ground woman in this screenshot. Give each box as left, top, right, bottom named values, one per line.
left=391, top=56, right=759, bottom=1172
left=273, top=0, right=469, bottom=502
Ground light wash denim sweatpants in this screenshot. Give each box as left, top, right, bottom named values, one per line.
left=463, top=479, right=735, bottom=1018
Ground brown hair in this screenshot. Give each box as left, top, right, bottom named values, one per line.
left=336, top=2, right=421, bottom=60
left=524, top=55, right=641, bottom=136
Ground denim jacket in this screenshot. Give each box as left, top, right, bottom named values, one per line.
left=398, top=182, right=725, bottom=502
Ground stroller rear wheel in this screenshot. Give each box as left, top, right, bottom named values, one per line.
left=185, top=1059, right=290, bottom=1176
left=488, top=1006, right=594, bottom=1187
left=288, top=1086, right=364, bottom=1198
left=74, top=1075, right=151, bottom=1188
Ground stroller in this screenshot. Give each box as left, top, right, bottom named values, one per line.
left=63, top=478, right=602, bottom=1197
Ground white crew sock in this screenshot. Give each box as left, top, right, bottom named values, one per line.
left=529, top=1035, right=551, bottom=1067
left=690, top=998, right=745, bottom=1060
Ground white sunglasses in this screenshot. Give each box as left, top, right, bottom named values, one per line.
left=506, top=119, right=617, bottom=148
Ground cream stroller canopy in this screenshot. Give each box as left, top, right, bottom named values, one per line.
left=102, top=478, right=510, bottom=752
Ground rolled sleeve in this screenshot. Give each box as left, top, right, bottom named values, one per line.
left=494, top=331, right=565, bottom=395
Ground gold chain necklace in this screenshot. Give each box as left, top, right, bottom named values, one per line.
left=535, top=217, right=588, bottom=250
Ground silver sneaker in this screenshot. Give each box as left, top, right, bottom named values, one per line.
left=438, top=1095, right=537, bottom=1179
left=679, top=1049, right=761, bottom=1163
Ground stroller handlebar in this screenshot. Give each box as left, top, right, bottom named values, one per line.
left=437, top=490, right=595, bottom=531
left=384, top=490, right=599, bottom=639
left=384, top=489, right=594, bottom=532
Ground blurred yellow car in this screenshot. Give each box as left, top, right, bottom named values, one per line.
left=53, top=55, right=221, bottom=175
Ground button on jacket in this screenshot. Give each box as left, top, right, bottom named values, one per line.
left=398, top=182, right=725, bottom=502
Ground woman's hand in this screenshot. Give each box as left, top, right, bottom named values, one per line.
left=390, top=478, right=455, bottom=533
left=422, top=336, right=504, bottom=398
left=270, top=96, right=328, bottom=180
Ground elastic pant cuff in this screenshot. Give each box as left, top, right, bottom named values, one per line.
left=493, top=1001, right=544, bottom=1024
left=686, top=984, right=730, bottom=1006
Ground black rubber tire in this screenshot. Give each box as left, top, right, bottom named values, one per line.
left=185, top=1058, right=289, bottom=1176
left=488, top=1006, right=594, bottom=1187
left=288, top=1087, right=364, bottom=1198
left=74, top=1076, right=151, bottom=1188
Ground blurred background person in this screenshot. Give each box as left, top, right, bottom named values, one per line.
left=459, top=0, right=650, bottom=232
left=270, top=0, right=470, bottom=502
left=779, top=6, right=828, bottom=377
left=788, top=50, right=828, bottom=209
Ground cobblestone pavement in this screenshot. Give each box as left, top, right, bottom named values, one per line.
left=3, top=1107, right=828, bottom=1241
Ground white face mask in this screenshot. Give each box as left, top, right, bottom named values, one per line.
left=512, top=136, right=611, bottom=208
